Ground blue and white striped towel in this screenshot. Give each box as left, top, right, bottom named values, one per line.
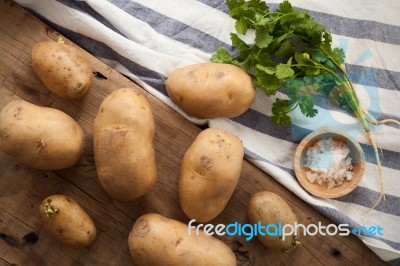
left=15, top=0, right=400, bottom=263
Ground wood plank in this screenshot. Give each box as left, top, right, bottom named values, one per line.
left=0, top=0, right=386, bottom=265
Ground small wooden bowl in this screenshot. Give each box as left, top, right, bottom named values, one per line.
left=293, top=128, right=365, bottom=198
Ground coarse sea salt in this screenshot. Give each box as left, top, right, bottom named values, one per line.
left=304, top=137, right=353, bottom=190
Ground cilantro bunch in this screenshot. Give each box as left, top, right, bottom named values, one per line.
left=211, top=0, right=395, bottom=206
left=211, top=0, right=355, bottom=126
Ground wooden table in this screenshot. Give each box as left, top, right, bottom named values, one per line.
left=0, top=1, right=386, bottom=265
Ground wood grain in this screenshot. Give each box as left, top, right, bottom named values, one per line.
left=0, top=0, right=386, bottom=265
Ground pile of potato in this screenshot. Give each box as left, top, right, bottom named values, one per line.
left=0, top=39, right=300, bottom=265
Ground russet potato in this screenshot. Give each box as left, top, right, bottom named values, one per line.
left=166, top=63, right=256, bottom=119
left=179, top=128, right=244, bottom=222
left=39, top=195, right=96, bottom=247
left=93, top=88, right=157, bottom=201
left=0, top=100, right=84, bottom=170
left=128, top=213, right=237, bottom=266
left=248, top=191, right=300, bottom=252
left=32, top=41, right=92, bottom=99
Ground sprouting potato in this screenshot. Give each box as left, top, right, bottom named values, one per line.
left=39, top=195, right=97, bottom=247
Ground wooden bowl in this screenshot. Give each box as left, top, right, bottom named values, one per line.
left=293, top=128, right=365, bottom=198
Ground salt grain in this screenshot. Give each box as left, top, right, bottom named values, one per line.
left=304, top=137, right=353, bottom=189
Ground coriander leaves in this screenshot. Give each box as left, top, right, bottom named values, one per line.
left=211, top=0, right=346, bottom=125
left=215, top=0, right=398, bottom=208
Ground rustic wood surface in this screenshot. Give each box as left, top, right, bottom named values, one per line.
left=0, top=1, right=386, bottom=265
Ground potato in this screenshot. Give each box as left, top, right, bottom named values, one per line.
left=32, top=41, right=92, bottom=100
left=248, top=191, right=300, bottom=252
left=128, top=213, right=236, bottom=266
left=166, top=63, right=256, bottom=119
left=179, top=128, right=243, bottom=222
left=0, top=100, right=84, bottom=170
left=39, top=195, right=96, bottom=247
left=93, top=88, right=157, bottom=201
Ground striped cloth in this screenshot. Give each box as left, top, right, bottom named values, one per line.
left=15, top=0, right=400, bottom=263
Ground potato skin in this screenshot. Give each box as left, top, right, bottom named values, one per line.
left=128, top=213, right=237, bottom=266
left=39, top=195, right=96, bottom=247
left=248, top=191, right=299, bottom=252
left=166, top=63, right=256, bottom=119
left=179, top=128, right=244, bottom=222
left=0, top=100, right=84, bottom=170
left=32, top=41, right=92, bottom=99
left=93, top=88, right=157, bottom=201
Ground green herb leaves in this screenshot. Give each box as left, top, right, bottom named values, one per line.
left=271, top=99, right=291, bottom=126
left=211, top=0, right=346, bottom=125
left=221, top=0, right=391, bottom=209
left=276, top=59, right=294, bottom=79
